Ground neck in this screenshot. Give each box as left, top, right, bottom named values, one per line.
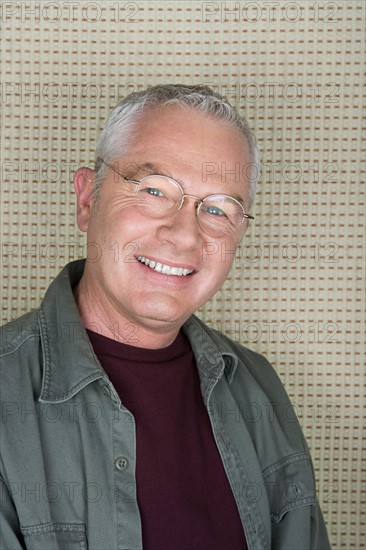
left=73, top=276, right=181, bottom=350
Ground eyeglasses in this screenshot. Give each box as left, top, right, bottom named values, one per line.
left=100, top=159, right=254, bottom=238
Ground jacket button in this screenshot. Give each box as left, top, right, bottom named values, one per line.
left=102, top=385, right=111, bottom=397
left=286, top=482, right=302, bottom=500
left=115, top=456, right=128, bottom=471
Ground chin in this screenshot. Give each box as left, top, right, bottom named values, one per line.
left=135, top=303, right=189, bottom=328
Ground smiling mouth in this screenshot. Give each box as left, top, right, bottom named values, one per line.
left=137, top=256, right=194, bottom=276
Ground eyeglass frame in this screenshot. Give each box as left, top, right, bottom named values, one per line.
left=99, top=159, right=255, bottom=228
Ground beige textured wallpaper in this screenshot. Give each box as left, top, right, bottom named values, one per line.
left=1, top=1, right=365, bottom=547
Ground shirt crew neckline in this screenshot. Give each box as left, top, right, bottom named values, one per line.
left=85, top=328, right=191, bottom=364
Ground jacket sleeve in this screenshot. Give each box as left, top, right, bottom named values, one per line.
left=271, top=499, right=331, bottom=550
left=0, top=477, right=24, bottom=550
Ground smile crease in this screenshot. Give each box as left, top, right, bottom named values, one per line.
left=137, top=256, right=194, bottom=276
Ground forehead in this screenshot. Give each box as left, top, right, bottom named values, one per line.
left=120, top=106, right=251, bottom=195
left=129, top=105, right=248, bottom=155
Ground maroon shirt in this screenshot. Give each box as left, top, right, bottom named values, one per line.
left=87, top=329, right=247, bottom=550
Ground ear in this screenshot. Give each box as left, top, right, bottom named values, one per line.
left=73, top=167, right=95, bottom=232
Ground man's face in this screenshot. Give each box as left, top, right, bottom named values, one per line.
left=76, top=106, right=252, bottom=339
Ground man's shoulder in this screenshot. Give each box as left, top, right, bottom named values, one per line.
left=188, top=315, right=291, bottom=405
left=195, top=318, right=310, bottom=458
left=0, top=310, right=43, bottom=403
left=207, top=322, right=272, bottom=365
left=0, top=260, right=84, bottom=357
left=189, top=315, right=276, bottom=373
left=0, top=309, right=40, bottom=356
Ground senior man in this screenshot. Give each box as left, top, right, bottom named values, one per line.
left=0, top=85, right=330, bottom=549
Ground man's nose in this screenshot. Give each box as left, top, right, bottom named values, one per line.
left=156, top=199, right=202, bottom=248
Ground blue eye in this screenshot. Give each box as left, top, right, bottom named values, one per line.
left=204, top=205, right=227, bottom=217
left=144, top=187, right=165, bottom=197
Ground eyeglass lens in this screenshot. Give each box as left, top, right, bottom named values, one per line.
left=133, top=175, right=244, bottom=237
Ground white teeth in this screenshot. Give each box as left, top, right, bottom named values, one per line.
left=137, top=256, right=194, bottom=276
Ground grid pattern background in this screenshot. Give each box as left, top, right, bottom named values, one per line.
left=1, top=1, right=365, bottom=547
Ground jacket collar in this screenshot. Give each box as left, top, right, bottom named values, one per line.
left=38, top=260, right=238, bottom=403
left=183, top=316, right=238, bottom=384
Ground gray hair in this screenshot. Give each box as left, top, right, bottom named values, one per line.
left=94, top=84, right=259, bottom=207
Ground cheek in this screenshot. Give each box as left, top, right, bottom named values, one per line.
left=90, top=200, right=151, bottom=241
left=200, top=247, right=235, bottom=293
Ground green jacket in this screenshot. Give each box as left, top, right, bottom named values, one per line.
left=0, top=260, right=331, bottom=550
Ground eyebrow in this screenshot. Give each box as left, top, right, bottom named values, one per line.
left=123, top=162, right=246, bottom=204
left=127, top=162, right=170, bottom=179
